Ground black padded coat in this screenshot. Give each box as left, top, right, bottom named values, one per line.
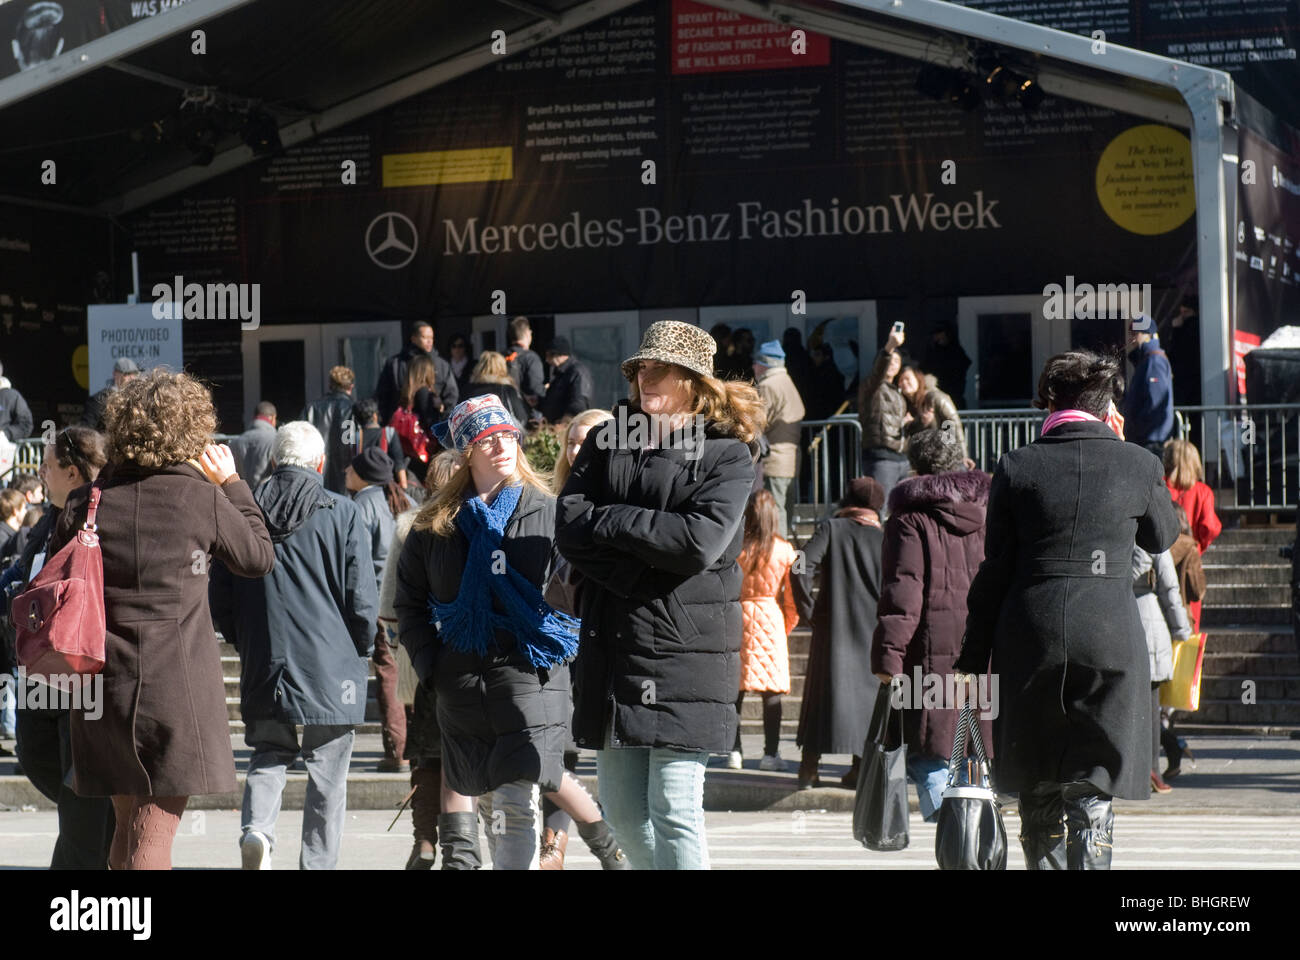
left=556, top=407, right=756, bottom=754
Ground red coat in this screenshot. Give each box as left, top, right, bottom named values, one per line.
left=738, top=538, right=798, bottom=693
left=1166, top=479, right=1221, bottom=554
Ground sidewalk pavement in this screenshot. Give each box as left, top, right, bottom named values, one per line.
left=1, top=733, right=1297, bottom=815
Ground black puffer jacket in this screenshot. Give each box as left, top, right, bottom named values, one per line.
left=394, top=484, right=570, bottom=794
left=556, top=404, right=756, bottom=753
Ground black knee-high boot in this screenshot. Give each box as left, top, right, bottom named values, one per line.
left=437, top=812, right=482, bottom=871
left=1018, top=783, right=1067, bottom=870
left=1064, top=794, right=1114, bottom=871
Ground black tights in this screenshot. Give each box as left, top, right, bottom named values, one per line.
left=734, top=691, right=783, bottom=757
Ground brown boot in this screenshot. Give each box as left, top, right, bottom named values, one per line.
left=539, top=828, right=568, bottom=870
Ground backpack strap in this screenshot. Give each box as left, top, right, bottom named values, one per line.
left=380, top=427, right=389, bottom=453
left=83, top=483, right=102, bottom=531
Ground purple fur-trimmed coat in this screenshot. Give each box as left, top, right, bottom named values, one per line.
left=872, top=470, right=994, bottom=760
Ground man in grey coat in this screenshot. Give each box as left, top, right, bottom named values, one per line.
left=229, top=401, right=277, bottom=491
left=346, top=445, right=407, bottom=771
left=210, top=421, right=378, bottom=870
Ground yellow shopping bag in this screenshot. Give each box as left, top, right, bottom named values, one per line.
left=1160, top=633, right=1207, bottom=711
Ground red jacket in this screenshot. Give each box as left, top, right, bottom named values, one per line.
left=1166, top=479, right=1221, bottom=554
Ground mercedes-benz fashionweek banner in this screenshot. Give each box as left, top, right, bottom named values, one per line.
left=126, top=0, right=1198, bottom=327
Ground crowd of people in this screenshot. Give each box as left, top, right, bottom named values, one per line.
left=0, top=312, right=1225, bottom=871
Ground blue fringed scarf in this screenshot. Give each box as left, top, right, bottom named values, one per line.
left=430, top=483, right=579, bottom=669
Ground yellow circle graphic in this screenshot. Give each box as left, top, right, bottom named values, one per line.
left=1096, top=125, right=1195, bottom=235
left=72, top=344, right=89, bottom=391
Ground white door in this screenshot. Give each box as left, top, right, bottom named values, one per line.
left=802, top=300, right=878, bottom=389
left=957, top=295, right=1051, bottom=409
left=471, top=314, right=509, bottom=356
left=698, top=304, right=790, bottom=346
left=241, top=321, right=401, bottom=425
left=553, top=311, right=640, bottom=410
left=241, top=324, right=322, bottom=427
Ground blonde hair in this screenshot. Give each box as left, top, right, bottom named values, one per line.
left=553, top=409, right=614, bottom=493
left=627, top=366, right=766, bottom=443
left=1163, top=438, right=1204, bottom=491
left=470, top=351, right=513, bottom=386
left=413, top=441, right=552, bottom=537
left=426, top=449, right=460, bottom=495
left=329, top=366, right=355, bottom=391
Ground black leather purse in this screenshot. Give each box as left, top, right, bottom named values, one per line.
left=934, top=699, right=1007, bottom=870
left=853, top=682, right=909, bottom=852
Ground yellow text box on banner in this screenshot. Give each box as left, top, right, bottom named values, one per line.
left=382, top=147, right=514, bottom=187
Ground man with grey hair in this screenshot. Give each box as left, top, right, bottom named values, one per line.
left=210, top=420, right=378, bottom=870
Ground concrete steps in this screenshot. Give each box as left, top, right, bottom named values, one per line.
left=1186, top=524, right=1297, bottom=732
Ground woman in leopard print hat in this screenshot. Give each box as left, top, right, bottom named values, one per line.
left=556, top=321, right=767, bottom=870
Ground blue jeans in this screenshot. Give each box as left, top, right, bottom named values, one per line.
left=477, top=782, right=541, bottom=870
left=861, top=450, right=910, bottom=512
left=598, top=732, right=710, bottom=870
left=907, top=754, right=950, bottom=823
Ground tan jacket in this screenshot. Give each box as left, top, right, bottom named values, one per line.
left=757, top=366, right=806, bottom=478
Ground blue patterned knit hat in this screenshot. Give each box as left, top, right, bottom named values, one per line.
left=431, top=394, right=518, bottom=454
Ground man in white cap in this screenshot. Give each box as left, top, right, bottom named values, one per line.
left=753, top=340, right=805, bottom=538
left=80, top=357, right=140, bottom=430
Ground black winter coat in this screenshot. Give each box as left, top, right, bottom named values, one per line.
left=210, top=466, right=378, bottom=726
left=540, top=358, right=594, bottom=423
left=394, top=484, right=569, bottom=794
left=0, top=385, right=33, bottom=442
left=872, top=470, right=992, bottom=760
left=954, top=420, right=1179, bottom=800
left=792, top=514, right=885, bottom=755
left=376, top=343, right=458, bottom=426
left=301, top=390, right=356, bottom=495
left=556, top=408, right=756, bottom=753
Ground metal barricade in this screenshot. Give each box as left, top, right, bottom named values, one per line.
left=1174, top=404, right=1299, bottom=512
left=958, top=408, right=1047, bottom=474
left=958, top=404, right=1300, bottom=511
left=799, top=415, right=862, bottom=520
left=6, top=439, right=45, bottom=481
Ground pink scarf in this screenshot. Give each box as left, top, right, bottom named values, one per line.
left=1041, top=409, right=1099, bottom=433
left=1042, top=405, right=1126, bottom=440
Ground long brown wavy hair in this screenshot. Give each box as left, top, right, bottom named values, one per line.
left=103, top=369, right=217, bottom=468
left=400, top=355, right=438, bottom=408
left=740, top=488, right=781, bottom=574
left=412, top=439, right=552, bottom=537
left=626, top=364, right=766, bottom=442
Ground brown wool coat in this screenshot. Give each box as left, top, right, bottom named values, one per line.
left=53, top=461, right=274, bottom=797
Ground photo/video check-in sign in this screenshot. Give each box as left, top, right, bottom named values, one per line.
left=86, top=304, right=183, bottom=396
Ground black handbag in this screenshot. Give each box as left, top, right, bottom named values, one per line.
left=853, top=682, right=909, bottom=851
left=934, top=700, right=1008, bottom=870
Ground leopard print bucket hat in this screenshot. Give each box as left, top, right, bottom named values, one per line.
left=621, top=321, right=717, bottom=382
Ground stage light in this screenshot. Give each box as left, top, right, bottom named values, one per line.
left=241, top=108, right=282, bottom=156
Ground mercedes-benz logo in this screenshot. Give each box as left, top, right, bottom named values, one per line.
left=366, top=212, right=418, bottom=270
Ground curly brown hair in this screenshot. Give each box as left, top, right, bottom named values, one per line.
left=103, top=369, right=217, bottom=468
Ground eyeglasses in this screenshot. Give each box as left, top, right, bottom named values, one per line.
left=471, top=431, right=520, bottom=452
